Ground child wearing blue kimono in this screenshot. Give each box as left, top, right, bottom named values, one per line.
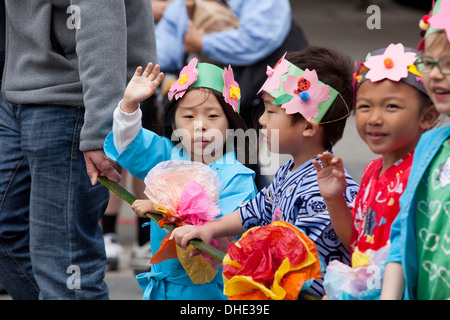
left=104, top=61, right=257, bottom=300
left=170, top=48, right=360, bottom=298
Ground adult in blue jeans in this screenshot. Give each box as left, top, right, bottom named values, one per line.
left=0, top=1, right=157, bottom=299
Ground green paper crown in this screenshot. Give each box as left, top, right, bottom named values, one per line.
left=191, top=63, right=225, bottom=92
left=191, top=62, right=240, bottom=113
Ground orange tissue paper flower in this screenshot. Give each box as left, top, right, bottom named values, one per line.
left=222, top=221, right=321, bottom=300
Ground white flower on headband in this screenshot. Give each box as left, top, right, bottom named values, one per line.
left=364, top=43, right=416, bottom=82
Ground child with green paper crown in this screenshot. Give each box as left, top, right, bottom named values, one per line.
left=314, top=42, right=439, bottom=300
left=170, top=47, right=360, bottom=298
left=104, top=60, right=258, bottom=300
left=381, top=0, right=450, bottom=300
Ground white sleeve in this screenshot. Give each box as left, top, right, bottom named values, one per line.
left=112, top=101, right=142, bottom=153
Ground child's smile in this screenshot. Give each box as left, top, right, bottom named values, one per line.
left=367, top=130, right=388, bottom=143
left=355, top=79, right=430, bottom=169
left=430, top=85, right=450, bottom=100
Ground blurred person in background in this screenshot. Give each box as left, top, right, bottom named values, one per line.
left=0, top=0, right=157, bottom=299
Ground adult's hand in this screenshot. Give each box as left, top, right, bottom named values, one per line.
left=83, top=150, right=121, bottom=186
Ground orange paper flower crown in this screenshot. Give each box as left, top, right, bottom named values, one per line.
left=353, top=43, right=428, bottom=96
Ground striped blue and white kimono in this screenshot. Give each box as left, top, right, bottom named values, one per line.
left=239, top=156, right=359, bottom=297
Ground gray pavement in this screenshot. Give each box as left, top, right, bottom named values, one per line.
left=0, top=0, right=443, bottom=301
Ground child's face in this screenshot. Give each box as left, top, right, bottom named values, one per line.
left=173, top=89, right=229, bottom=163
left=355, top=79, right=431, bottom=160
left=259, top=93, right=305, bottom=155
left=423, top=33, right=450, bottom=115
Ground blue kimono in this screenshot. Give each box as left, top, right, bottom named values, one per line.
left=104, top=128, right=257, bottom=300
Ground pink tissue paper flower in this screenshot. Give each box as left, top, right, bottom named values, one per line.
left=178, top=180, right=220, bottom=226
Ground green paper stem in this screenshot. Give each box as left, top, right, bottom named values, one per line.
left=97, top=176, right=226, bottom=262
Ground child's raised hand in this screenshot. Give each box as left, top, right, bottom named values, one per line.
left=121, top=62, right=164, bottom=113
left=313, top=151, right=347, bottom=200
left=131, top=199, right=155, bottom=218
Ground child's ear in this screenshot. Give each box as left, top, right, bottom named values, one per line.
left=420, top=105, right=440, bottom=131
left=302, top=120, right=320, bottom=137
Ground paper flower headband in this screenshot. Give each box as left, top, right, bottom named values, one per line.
left=354, top=43, right=428, bottom=95
left=258, top=53, right=340, bottom=123
left=419, top=0, right=450, bottom=43
left=168, top=58, right=241, bottom=113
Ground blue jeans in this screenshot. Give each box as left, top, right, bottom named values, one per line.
left=0, top=97, right=109, bottom=299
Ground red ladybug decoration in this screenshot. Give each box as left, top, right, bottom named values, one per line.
left=295, top=77, right=310, bottom=94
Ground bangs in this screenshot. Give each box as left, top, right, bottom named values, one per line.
left=425, top=32, right=450, bottom=55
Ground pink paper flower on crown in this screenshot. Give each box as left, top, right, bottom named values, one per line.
left=428, top=0, right=450, bottom=42
left=257, top=53, right=290, bottom=94
left=222, top=65, right=240, bottom=112
left=364, top=43, right=417, bottom=82
left=168, top=58, right=199, bottom=101
left=281, top=69, right=331, bottom=121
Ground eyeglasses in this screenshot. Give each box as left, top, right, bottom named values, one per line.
left=415, top=57, right=450, bottom=75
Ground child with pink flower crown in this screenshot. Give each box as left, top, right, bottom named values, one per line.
left=382, top=0, right=450, bottom=300
left=313, top=43, right=439, bottom=299
left=103, top=59, right=258, bottom=300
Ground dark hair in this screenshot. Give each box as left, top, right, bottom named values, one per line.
left=164, top=87, right=251, bottom=165
left=416, top=89, right=434, bottom=111
left=285, top=47, right=354, bottom=148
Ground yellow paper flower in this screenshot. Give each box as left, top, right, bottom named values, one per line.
left=229, top=85, right=241, bottom=100
left=178, top=73, right=189, bottom=85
